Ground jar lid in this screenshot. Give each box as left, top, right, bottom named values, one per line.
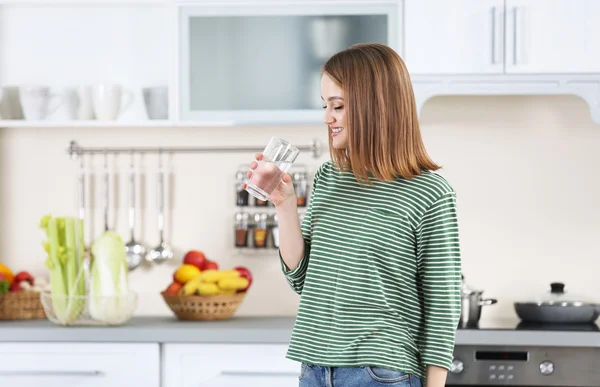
left=293, top=171, right=307, bottom=180
left=235, top=212, right=249, bottom=221
left=254, top=213, right=268, bottom=222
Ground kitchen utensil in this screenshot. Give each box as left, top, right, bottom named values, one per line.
left=124, top=153, right=146, bottom=271
left=146, top=152, right=173, bottom=264
left=459, top=275, right=498, bottom=328
left=102, top=151, right=110, bottom=231
left=514, top=282, right=600, bottom=324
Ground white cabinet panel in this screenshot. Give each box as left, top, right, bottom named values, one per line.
left=0, top=343, right=160, bottom=387
left=505, top=0, right=600, bottom=73
left=178, top=2, right=399, bottom=124
left=404, top=0, right=504, bottom=75
left=163, top=343, right=301, bottom=387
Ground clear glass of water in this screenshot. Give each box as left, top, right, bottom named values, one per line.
left=245, top=137, right=300, bottom=202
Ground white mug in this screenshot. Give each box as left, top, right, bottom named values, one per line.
left=92, top=84, right=134, bottom=120
left=19, top=86, right=64, bottom=120
left=143, top=86, right=168, bottom=120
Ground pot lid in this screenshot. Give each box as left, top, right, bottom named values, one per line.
left=521, top=282, right=599, bottom=307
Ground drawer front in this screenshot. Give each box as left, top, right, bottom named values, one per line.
left=0, top=343, right=160, bottom=387
left=163, top=343, right=301, bottom=387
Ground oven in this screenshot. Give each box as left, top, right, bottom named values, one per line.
left=445, top=345, right=600, bottom=387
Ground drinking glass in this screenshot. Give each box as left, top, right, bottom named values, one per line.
left=245, top=137, right=300, bottom=202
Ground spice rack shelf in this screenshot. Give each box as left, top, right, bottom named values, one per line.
left=233, top=164, right=310, bottom=252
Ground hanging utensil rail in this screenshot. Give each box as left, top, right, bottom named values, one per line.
left=66, top=139, right=323, bottom=159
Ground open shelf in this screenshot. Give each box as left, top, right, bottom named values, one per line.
left=0, top=120, right=235, bottom=128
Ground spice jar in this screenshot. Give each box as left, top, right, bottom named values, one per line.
left=235, top=171, right=249, bottom=206
left=253, top=213, right=269, bottom=248
left=254, top=197, right=269, bottom=207
left=293, top=171, right=308, bottom=207
left=271, top=214, right=280, bottom=248
left=234, top=212, right=249, bottom=247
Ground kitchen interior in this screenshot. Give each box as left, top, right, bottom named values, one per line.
left=0, top=0, right=599, bottom=386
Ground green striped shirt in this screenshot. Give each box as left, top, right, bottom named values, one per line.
left=280, top=161, right=462, bottom=380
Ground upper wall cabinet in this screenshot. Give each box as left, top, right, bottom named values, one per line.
left=404, top=0, right=505, bottom=75
left=177, top=1, right=400, bottom=125
left=405, top=0, right=600, bottom=124
left=405, top=0, right=600, bottom=75
left=504, top=0, right=600, bottom=74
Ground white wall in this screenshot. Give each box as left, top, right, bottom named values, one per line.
left=2, top=95, right=599, bottom=322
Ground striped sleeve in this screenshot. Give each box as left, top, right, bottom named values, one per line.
left=415, top=191, right=462, bottom=370
left=280, top=164, right=323, bottom=294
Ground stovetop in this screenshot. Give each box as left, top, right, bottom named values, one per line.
left=458, top=319, right=600, bottom=332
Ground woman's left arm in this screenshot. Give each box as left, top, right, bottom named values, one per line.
left=415, top=191, right=462, bottom=387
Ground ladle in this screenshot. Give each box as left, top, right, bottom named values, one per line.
left=145, top=150, right=173, bottom=264
left=125, top=152, right=146, bottom=270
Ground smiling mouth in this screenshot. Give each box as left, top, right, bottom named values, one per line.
left=331, top=127, right=344, bottom=134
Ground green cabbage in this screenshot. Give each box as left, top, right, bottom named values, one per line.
left=88, top=231, right=130, bottom=324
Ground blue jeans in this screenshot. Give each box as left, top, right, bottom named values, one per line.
left=299, top=363, right=423, bottom=387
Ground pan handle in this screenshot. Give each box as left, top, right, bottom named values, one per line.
left=478, top=298, right=498, bottom=306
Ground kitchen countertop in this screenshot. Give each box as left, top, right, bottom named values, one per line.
left=0, top=316, right=599, bottom=347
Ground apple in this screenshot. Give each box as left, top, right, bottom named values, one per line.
left=165, top=281, right=183, bottom=296
left=183, top=250, right=207, bottom=270
left=14, top=271, right=34, bottom=286
left=9, top=281, right=22, bottom=292
left=234, top=266, right=253, bottom=291
left=204, top=260, right=219, bottom=271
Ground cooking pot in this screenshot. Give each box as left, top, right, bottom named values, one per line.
left=514, top=282, right=600, bottom=324
left=459, top=275, right=498, bottom=328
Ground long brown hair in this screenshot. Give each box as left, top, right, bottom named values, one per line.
left=323, top=43, right=440, bottom=183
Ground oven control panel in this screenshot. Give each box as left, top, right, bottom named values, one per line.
left=446, top=346, right=600, bottom=386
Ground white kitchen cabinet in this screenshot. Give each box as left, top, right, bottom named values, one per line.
left=0, top=343, right=160, bottom=387
left=505, top=0, right=600, bottom=74
left=177, top=1, right=400, bottom=125
left=404, top=0, right=504, bottom=75
left=405, top=0, right=600, bottom=75
left=162, top=343, right=301, bottom=387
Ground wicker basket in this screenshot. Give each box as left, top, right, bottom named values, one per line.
left=0, top=291, right=46, bottom=320
left=161, top=291, right=247, bottom=321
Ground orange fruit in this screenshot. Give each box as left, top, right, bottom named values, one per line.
left=0, top=262, right=15, bottom=285
left=173, top=264, right=201, bottom=284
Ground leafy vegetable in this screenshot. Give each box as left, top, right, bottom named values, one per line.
left=39, top=215, right=86, bottom=323
left=88, top=231, right=130, bottom=324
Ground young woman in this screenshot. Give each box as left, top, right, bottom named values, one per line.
left=245, top=43, right=462, bottom=387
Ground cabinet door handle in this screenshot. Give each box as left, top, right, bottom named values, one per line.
left=0, top=370, right=104, bottom=377
left=220, top=371, right=299, bottom=378
left=490, top=7, right=497, bottom=64
left=513, top=6, right=519, bottom=65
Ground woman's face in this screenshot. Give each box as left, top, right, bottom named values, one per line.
left=321, top=73, right=348, bottom=149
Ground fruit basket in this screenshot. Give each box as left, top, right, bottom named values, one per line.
left=162, top=291, right=247, bottom=321
left=161, top=250, right=254, bottom=321
left=0, top=290, right=47, bottom=320
left=40, top=290, right=138, bottom=326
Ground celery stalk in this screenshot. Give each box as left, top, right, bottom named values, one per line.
left=44, top=216, right=69, bottom=321
left=40, top=215, right=86, bottom=324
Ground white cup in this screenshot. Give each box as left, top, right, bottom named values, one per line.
left=19, top=86, right=64, bottom=120
left=92, top=84, right=134, bottom=120
left=143, top=86, right=168, bottom=120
